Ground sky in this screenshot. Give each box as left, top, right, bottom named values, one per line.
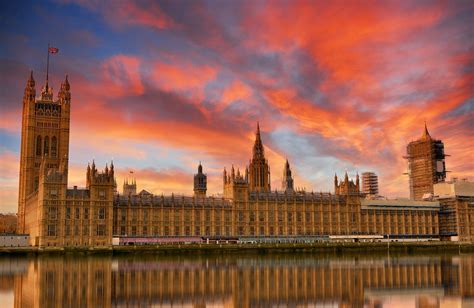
left=0, top=0, right=473, bottom=213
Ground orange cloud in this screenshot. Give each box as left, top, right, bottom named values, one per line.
left=219, top=80, right=252, bottom=112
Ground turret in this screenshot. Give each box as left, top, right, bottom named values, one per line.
left=334, top=172, right=360, bottom=196
left=123, top=171, right=137, bottom=196
left=58, top=75, right=71, bottom=104
left=194, top=162, right=207, bottom=198
left=23, top=71, right=36, bottom=103
left=87, top=161, right=114, bottom=189
left=282, top=159, right=294, bottom=192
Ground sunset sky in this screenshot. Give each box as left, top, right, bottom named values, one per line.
left=0, top=0, right=473, bottom=213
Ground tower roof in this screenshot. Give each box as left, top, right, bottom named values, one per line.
left=252, top=122, right=265, bottom=159
left=284, top=159, right=291, bottom=176
left=421, top=122, right=432, bottom=141
left=27, top=70, right=35, bottom=88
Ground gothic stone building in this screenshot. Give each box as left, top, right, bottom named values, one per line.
left=16, top=72, right=458, bottom=247
left=113, top=125, right=440, bottom=241
left=18, top=73, right=114, bottom=247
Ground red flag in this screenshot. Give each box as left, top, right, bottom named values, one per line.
left=48, top=47, right=59, bottom=54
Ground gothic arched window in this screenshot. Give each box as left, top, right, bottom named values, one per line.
left=44, top=136, right=49, bottom=156
left=36, top=136, right=42, bottom=156
left=51, top=136, right=57, bottom=157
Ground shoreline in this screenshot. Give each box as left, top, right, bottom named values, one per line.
left=1, top=242, right=473, bottom=256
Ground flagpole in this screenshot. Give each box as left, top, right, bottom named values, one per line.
left=46, top=43, right=50, bottom=89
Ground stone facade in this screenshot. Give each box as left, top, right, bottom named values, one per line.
left=17, top=73, right=114, bottom=247
left=435, top=181, right=474, bottom=242
left=16, top=72, right=471, bottom=246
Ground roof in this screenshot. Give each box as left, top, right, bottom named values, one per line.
left=361, top=199, right=440, bottom=210
left=66, top=188, right=90, bottom=198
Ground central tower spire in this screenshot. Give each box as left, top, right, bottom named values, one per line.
left=248, top=122, right=271, bottom=192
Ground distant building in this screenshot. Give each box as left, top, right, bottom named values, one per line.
left=405, top=123, right=447, bottom=200
left=434, top=179, right=474, bottom=242
left=123, top=177, right=137, bottom=196
left=361, top=172, right=379, bottom=196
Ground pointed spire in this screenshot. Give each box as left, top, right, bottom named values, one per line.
left=27, top=70, right=35, bottom=88
left=64, top=75, right=70, bottom=91
left=421, top=121, right=431, bottom=140
left=284, top=158, right=291, bottom=177
left=252, top=121, right=265, bottom=160
left=198, top=161, right=203, bottom=174
left=344, top=171, right=349, bottom=183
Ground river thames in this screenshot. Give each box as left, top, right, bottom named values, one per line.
left=1, top=252, right=473, bottom=307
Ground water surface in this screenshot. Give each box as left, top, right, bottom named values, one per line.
left=1, top=252, right=473, bottom=307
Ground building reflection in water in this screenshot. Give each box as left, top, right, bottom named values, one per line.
left=1, top=253, right=473, bottom=307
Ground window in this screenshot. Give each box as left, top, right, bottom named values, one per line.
left=51, top=136, right=57, bottom=157
left=36, top=136, right=42, bottom=156
left=99, top=190, right=105, bottom=199
left=48, top=224, right=56, bottom=236
left=98, top=208, right=106, bottom=220
left=121, top=209, right=126, bottom=223
left=66, top=207, right=71, bottom=219
left=49, top=189, right=57, bottom=198
left=44, top=136, right=49, bottom=156
left=131, top=226, right=137, bottom=236
left=75, top=208, right=80, bottom=220
left=120, top=226, right=126, bottom=235
left=49, top=207, right=57, bottom=220
left=65, top=225, right=70, bottom=236
left=96, top=224, right=106, bottom=236
left=84, top=208, right=89, bottom=220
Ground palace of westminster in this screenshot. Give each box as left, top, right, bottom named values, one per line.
left=14, top=71, right=474, bottom=247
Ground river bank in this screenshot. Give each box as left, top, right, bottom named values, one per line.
left=1, top=241, right=473, bottom=256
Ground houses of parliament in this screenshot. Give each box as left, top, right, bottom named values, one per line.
left=16, top=71, right=474, bottom=247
